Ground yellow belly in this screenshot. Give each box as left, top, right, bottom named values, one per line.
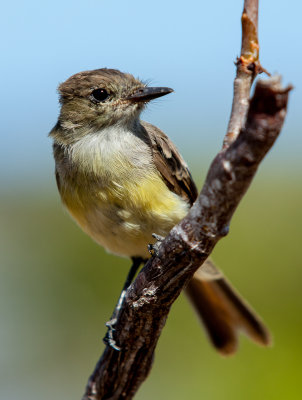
left=61, top=170, right=189, bottom=258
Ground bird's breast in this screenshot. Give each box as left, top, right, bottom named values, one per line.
left=55, top=127, right=189, bottom=257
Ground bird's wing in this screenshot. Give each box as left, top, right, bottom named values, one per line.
left=141, top=121, right=198, bottom=205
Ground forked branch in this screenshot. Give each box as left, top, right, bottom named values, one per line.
left=82, top=1, right=292, bottom=399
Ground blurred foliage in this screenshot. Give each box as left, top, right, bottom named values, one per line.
left=1, top=169, right=302, bottom=400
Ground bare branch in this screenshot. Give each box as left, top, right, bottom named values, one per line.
left=81, top=1, right=292, bottom=398
left=224, top=0, right=265, bottom=148
left=82, top=77, right=291, bottom=400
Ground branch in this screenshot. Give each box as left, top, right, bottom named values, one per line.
left=82, top=77, right=291, bottom=400
left=224, top=0, right=265, bottom=148
left=82, top=1, right=292, bottom=398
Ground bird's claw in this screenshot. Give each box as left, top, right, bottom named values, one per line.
left=103, top=318, right=121, bottom=351
left=148, top=233, right=165, bottom=257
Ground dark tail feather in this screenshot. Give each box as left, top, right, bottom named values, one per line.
left=185, top=260, right=271, bottom=356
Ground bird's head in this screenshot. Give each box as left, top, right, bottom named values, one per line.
left=50, top=68, right=173, bottom=143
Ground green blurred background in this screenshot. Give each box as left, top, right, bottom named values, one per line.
left=1, top=1, right=302, bottom=399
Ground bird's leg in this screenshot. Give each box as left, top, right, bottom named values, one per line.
left=104, top=257, right=143, bottom=351
left=148, top=233, right=165, bottom=257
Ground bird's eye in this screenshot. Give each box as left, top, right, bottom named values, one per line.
left=91, top=88, right=109, bottom=102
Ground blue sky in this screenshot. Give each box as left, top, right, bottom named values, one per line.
left=1, top=0, right=301, bottom=189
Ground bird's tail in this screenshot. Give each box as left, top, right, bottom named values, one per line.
left=185, top=259, right=271, bottom=355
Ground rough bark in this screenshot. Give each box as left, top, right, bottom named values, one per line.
left=82, top=1, right=292, bottom=399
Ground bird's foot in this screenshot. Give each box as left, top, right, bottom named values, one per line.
left=103, top=318, right=121, bottom=351
left=148, top=233, right=165, bottom=257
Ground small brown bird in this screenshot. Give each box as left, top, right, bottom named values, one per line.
left=50, top=68, right=270, bottom=354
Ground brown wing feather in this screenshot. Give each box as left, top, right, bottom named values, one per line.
left=141, top=121, right=198, bottom=205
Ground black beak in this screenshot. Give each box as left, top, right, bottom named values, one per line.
left=126, top=87, right=173, bottom=102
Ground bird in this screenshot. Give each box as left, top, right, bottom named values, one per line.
left=49, top=68, right=270, bottom=355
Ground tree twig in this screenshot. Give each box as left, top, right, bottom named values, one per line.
left=82, top=0, right=292, bottom=398
left=224, top=0, right=266, bottom=148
